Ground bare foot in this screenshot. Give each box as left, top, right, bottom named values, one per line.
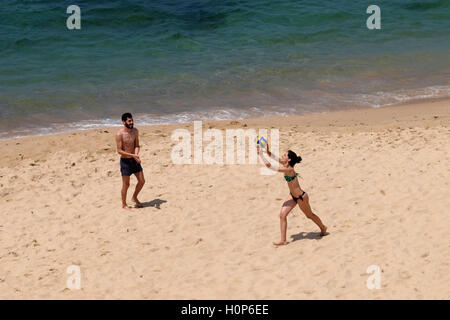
left=122, top=205, right=132, bottom=211
left=320, top=226, right=328, bottom=236
left=132, top=197, right=143, bottom=208
left=273, top=240, right=288, bottom=246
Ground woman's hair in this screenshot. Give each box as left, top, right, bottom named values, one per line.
left=287, top=150, right=302, bottom=167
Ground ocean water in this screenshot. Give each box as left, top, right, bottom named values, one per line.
left=0, top=0, right=449, bottom=138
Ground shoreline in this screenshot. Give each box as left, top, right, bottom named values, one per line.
left=2, top=97, right=449, bottom=167
left=1, top=94, right=450, bottom=142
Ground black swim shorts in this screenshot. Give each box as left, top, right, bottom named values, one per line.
left=120, top=157, right=143, bottom=176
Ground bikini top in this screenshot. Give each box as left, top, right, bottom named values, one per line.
left=284, top=173, right=298, bottom=182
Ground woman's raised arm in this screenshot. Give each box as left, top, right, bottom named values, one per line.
left=266, top=144, right=280, bottom=162
left=258, top=146, right=290, bottom=173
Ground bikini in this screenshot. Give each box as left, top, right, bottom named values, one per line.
left=284, top=173, right=306, bottom=202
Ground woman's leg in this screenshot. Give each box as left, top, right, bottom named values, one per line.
left=274, top=196, right=297, bottom=246
left=298, top=193, right=327, bottom=236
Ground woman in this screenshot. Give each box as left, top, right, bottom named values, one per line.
left=258, top=145, right=327, bottom=246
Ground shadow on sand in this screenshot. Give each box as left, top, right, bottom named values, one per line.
left=290, top=231, right=330, bottom=242
left=137, top=198, right=167, bottom=209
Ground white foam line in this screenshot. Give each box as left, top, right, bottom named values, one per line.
left=1, top=85, right=449, bottom=140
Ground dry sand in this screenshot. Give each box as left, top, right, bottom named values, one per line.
left=1, top=99, right=449, bottom=299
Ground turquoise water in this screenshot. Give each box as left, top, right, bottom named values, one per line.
left=1, top=0, right=449, bottom=138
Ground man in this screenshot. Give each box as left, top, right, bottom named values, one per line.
left=115, top=113, right=145, bottom=210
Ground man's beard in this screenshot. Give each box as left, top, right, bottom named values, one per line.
left=125, top=123, right=133, bottom=129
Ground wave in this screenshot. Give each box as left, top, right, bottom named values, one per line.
left=350, top=85, right=450, bottom=108
left=1, top=85, right=449, bottom=140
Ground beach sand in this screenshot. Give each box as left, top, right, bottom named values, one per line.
left=1, top=99, right=449, bottom=299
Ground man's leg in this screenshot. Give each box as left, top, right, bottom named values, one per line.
left=122, top=175, right=132, bottom=210
left=132, top=171, right=145, bottom=207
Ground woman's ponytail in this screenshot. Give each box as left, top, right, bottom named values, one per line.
left=288, top=150, right=302, bottom=167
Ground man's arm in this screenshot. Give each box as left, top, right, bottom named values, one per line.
left=134, top=129, right=140, bottom=156
left=116, top=132, right=137, bottom=158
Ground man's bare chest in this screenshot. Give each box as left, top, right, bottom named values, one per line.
left=122, top=132, right=136, bottom=145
